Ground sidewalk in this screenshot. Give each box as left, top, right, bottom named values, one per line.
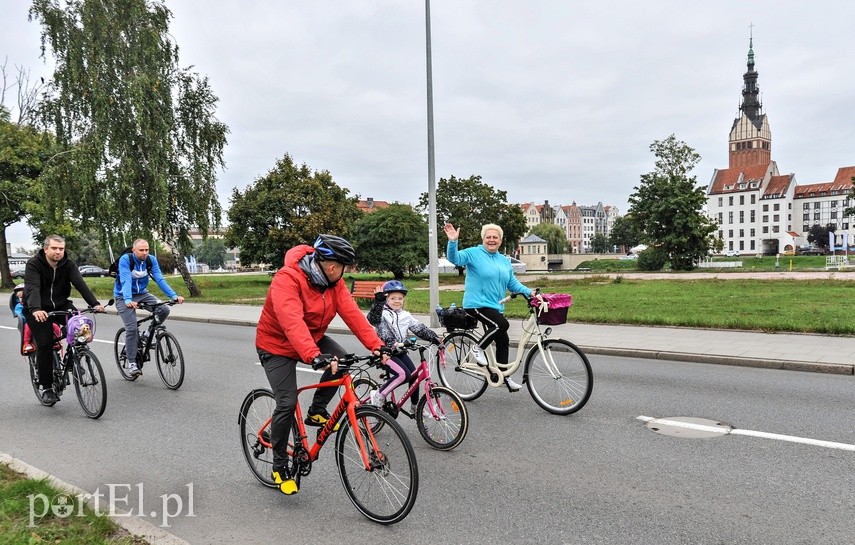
left=162, top=302, right=855, bottom=375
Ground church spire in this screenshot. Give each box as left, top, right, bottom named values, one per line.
left=727, top=24, right=771, bottom=169
left=740, top=26, right=762, bottom=124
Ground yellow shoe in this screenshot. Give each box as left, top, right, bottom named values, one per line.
left=304, top=410, right=340, bottom=431
left=271, top=468, right=299, bottom=495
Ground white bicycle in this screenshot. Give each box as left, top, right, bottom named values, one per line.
left=435, top=291, right=592, bottom=415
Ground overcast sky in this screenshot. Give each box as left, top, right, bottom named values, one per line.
left=3, top=1, right=854, bottom=250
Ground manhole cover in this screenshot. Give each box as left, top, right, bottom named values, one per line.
left=644, top=416, right=732, bottom=439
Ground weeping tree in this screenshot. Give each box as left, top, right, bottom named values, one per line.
left=30, top=0, right=228, bottom=296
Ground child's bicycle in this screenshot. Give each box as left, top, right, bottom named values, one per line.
left=436, top=290, right=593, bottom=415
left=350, top=338, right=469, bottom=451
left=238, top=352, right=419, bottom=525
left=113, top=300, right=185, bottom=389
left=25, top=304, right=111, bottom=419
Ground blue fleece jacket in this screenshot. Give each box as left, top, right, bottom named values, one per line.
left=113, top=253, right=177, bottom=301
left=446, top=240, right=530, bottom=311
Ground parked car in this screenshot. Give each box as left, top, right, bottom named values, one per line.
left=722, top=250, right=741, bottom=257
left=798, top=248, right=827, bottom=256
left=78, top=265, right=109, bottom=277
left=10, top=267, right=25, bottom=279
left=506, top=256, right=527, bottom=274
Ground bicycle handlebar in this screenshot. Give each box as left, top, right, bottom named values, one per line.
left=500, top=287, right=542, bottom=306
left=311, top=352, right=385, bottom=371
left=137, top=300, right=178, bottom=312
left=46, top=300, right=114, bottom=318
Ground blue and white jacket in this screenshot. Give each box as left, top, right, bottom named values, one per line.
left=113, top=253, right=177, bottom=301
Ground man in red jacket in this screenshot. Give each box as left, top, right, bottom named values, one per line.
left=255, top=234, right=386, bottom=496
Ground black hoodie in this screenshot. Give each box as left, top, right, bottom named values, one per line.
left=23, top=249, right=100, bottom=314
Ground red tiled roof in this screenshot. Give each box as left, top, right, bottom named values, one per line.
left=709, top=163, right=770, bottom=194
left=762, top=174, right=793, bottom=198
left=832, top=166, right=855, bottom=186
left=357, top=199, right=390, bottom=212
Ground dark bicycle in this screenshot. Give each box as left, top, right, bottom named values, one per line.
left=25, top=304, right=111, bottom=419
left=113, top=300, right=185, bottom=389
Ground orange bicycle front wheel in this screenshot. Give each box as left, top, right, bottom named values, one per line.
left=335, top=406, right=418, bottom=524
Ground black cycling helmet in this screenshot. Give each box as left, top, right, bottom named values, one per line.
left=382, top=280, right=407, bottom=295
left=313, top=234, right=356, bottom=265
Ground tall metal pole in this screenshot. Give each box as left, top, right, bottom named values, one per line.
left=425, top=0, right=440, bottom=326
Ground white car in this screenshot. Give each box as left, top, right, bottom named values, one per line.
left=723, top=250, right=740, bottom=257
left=506, top=256, right=527, bottom=273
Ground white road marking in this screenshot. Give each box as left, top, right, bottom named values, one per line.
left=638, top=415, right=855, bottom=452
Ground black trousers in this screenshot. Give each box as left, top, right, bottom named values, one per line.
left=26, top=303, right=74, bottom=389
left=259, top=336, right=346, bottom=468
left=465, top=307, right=511, bottom=364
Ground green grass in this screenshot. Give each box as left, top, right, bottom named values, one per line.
left=0, top=464, right=147, bottom=544
left=83, top=267, right=855, bottom=335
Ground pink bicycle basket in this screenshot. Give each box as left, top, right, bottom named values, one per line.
left=534, top=293, right=573, bottom=326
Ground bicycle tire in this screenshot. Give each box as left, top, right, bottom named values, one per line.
left=155, top=330, right=185, bottom=390
left=29, top=354, right=54, bottom=406
left=72, top=349, right=107, bottom=419
left=436, top=331, right=488, bottom=401
left=335, top=406, right=418, bottom=525
left=415, top=385, right=468, bottom=451
left=239, top=388, right=280, bottom=488
left=524, top=339, right=593, bottom=415
left=351, top=377, right=385, bottom=433
left=113, top=328, right=137, bottom=381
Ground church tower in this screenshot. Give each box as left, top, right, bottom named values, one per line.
left=728, top=33, right=772, bottom=168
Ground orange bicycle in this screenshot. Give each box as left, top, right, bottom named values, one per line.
left=238, top=352, right=419, bottom=525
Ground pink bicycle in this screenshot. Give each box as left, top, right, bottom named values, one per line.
left=351, top=339, right=469, bottom=451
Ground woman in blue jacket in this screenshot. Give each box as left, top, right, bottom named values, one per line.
left=444, top=222, right=532, bottom=391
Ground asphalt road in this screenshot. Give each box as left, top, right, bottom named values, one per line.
left=2, top=316, right=854, bottom=544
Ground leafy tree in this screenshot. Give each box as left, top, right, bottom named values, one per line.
left=226, top=154, right=361, bottom=267
left=0, top=108, right=52, bottom=287
left=31, top=0, right=229, bottom=297
left=528, top=223, right=567, bottom=254
left=194, top=238, right=227, bottom=269
left=418, top=175, right=526, bottom=264
left=590, top=233, right=610, bottom=253
left=351, top=204, right=428, bottom=279
left=0, top=63, right=49, bottom=287
left=626, top=135, right=717, bottom=271
left=609, top=214, right=641, bottom=251
left=807, top=223, right=836, bottom=249
left=845, top=177, right=855, bottom=218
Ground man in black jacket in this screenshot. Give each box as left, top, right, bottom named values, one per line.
left=23, top=235, right=104, bottom=404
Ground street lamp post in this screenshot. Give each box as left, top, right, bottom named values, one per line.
left=425, top=0, right=440, bottom=326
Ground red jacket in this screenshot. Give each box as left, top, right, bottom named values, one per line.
left=255, top=245, right=383, bottom=362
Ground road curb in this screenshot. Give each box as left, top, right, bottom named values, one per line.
left=579, top=347, right=855, bottom=375
left=0, top=452, right=189, bottom=545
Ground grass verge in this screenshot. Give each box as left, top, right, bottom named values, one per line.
left=0, top=463, right=147, bottom=544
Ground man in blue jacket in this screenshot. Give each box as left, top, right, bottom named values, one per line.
left=114, top=238, right=184, bottom=377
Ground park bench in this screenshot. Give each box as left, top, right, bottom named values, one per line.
left=349, top=280, right=384, bottom=300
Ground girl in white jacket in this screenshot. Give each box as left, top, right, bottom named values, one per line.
left=366, top=280, right=441, bottom=410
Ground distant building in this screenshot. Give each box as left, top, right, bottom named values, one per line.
left=357, top=197, right=390, bottom=213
